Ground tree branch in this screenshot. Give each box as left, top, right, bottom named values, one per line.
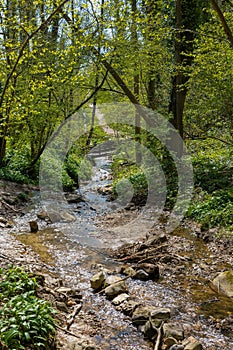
left=186, top=133, right=233, bottom=146
left=210, top=0, right=233, bottom=48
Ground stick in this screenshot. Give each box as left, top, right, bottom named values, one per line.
left=154, top=321, right=164, bottom=350
left=117, top=244, right=168, bottom=262
left=2, top=200, right=20, bottom=212
left=66, top=303, right=82, bottom=330
left=56, top=324, right=82, bottom=339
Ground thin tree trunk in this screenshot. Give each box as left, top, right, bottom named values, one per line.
left=210, top=0, right=233, bottom=48
left=132, top=0, right=142, bottom=164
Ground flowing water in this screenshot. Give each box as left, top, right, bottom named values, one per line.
left=9, top=151, right=233, bottom=350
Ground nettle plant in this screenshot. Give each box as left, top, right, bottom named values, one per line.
left=0, top=266, right=56, bottom=350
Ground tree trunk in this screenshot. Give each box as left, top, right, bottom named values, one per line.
left=210, top=0, right=233, bottom=48
left=132, top=0, right=142, bottom=164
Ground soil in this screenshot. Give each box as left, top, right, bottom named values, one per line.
left=0, top=180, right=233, bottom=349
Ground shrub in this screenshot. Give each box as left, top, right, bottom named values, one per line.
left=0, top=266, right=56, bottom=350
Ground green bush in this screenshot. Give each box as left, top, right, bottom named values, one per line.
left=0, top=266, right=38, bottom=299
left=188, top=187, right=233, bottom=229
left=0, top=266, right=56, bottom=350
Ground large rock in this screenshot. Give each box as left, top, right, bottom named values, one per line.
left=182, top=336, right=203, bottom=350
left=38, top=210, right=75, bottom=223
left=112, top=293, right=129, bottom=306
left=212, top=270, right=233, bottom=297
left=132, top=306, right=171, bottom=326
left=60, top=211, right=76, bottom=222
left=135, top=263, right=159, bottom=280
left=123, top=266, right=136, bottom=277
left=150, top=307, right=171, bottom=321
left=104, top=280, right=128, bottom=298
left=90, top=271, right=106, bottom=290
left=132, top=306, right=151, bottom=325
left=116, top=299, right=139, bottom=315
left=134, top=269, right=150, bottom=280
left=37, top=210, right=49, bottom=220
left=66, top=193, right=84, bottom=204
left=104, top=275, right=122, bottom=287
left=162, top=337, right=178, bottom=349
left=163, top=323, right=184, bottom=341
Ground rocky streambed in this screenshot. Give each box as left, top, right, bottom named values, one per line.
left=0, top=159, right=233, bottom=349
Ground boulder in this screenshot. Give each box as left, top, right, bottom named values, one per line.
left=104, top=275, right=122, bottom=287
left=112, top=293, right=129, bottom=306
left=66, top=193, right=84, bottom=204
left=116, top=299, right=139, bottom=315
left=40, top=210, right=75, bottom=223
left=134, top=269, right=150, bottom=280
left=182, top=336, right=203, bottom=350
left=136, top=263, right=160, bottom=280
left=150, top=307, right=171, bottom=321
left=163, top=323, right=184, bottom=341
left=47, top=210, right=62, bottom=223
left=90, top=271, right=106, bottom=290
left=132, top=306, right=151, bottom=325
left=37, top=210, right=49, bottom=220
left=104, top=281, right=128, bottom=298
left=132, top=306, right=171, bottom=326
left=123, top=266, right=136, bottom=277
left=60, top=211, right=76, bottom=222
left=162, top=337, right=178, bottom=349
left=212, top=270, right=233, bottom=297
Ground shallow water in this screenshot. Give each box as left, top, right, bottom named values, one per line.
left=11, top=153, right=233, bottom=350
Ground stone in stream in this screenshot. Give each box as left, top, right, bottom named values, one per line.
left=182, top=336, right=203, bottom=350
left=163, top=323, right=184, bottom=341
left=55, top=301, right=69, bottom=313
left=37, top=210, right=49, bottom=220
left=104, top=275, right=122, bottom=287
left=162, top=336, right=178, bottom=349
left=104, top=280, right=128, bottom=298
left=112, top=293, right=129, bottom=306
left=212, top=270, right=233, bottom=297
left=66, top=193, right=85, bottom=203
left=38, top=210, right=75, bottom=223
left=136, top=263, right=160, bottom=280
left=132, top=306, right=171, bottom=326
left=132, top=306, right=151, bottom=326
left=90, top=271, right=106, bottom=291
left=60, top=211, right=76, bottom=222
left=29, top=220, right=38, bottom=233
left=133, top=263, right=160, bottom=281
left=122, top=266, right=136, bottom=277
left=134, top=269, right=150, bottom=280
left=116, top=299, right=140, bottom=316
left=169, top=345, right=184, bottom=350
left=150, top=307, right=171, bottom=320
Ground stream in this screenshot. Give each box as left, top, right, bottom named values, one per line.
left=5, top=149, right=233, bottom=350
